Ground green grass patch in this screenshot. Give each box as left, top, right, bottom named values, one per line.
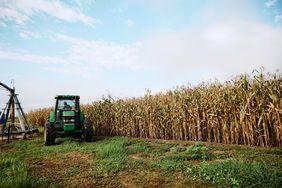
left=153, top=157, right=188, bottom=171
left=127, top=139, right=175, bottom=157
left=186, top=142, right=213, bottom=160
left=0, top=158, right=34, bottom=188
left=126, top=140, right=151, bottom=154
left=151, top=143, right=212, bottom=172
left=192, top=159, right=282, bottom=187
left=92, top=137, right=128, bottom=175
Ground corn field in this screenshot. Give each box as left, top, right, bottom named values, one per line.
left=27, top=107, right=53, bottom=128
left=28, top=71, right=282, bottom=147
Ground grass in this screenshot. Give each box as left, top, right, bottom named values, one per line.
left=186, top=142, right=213, bottom=160
left=93, top=137, right=128, bottom=175
left=0, top=158, right=33, bottom=188
left=193, top=159, right=282, bottom=187
left=0, top=135, right=281, bottom=187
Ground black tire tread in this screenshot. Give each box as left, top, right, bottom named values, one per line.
left=84, top=119, right=93, bottom=142
left=44, top=121, right=55, bottom=146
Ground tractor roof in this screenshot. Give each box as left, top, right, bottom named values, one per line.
left=55, top=95, right=80, bottom=99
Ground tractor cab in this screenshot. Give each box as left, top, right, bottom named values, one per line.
left=55, top=95, right=80, bottom=123
left=56, top=95, right=79, bottom=111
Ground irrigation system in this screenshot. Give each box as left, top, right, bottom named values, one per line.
left=0, top=81, right=38, bottom=142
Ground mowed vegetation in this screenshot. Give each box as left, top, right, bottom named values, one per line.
left=28, top=71, right=282, bottom=147
left=0, top=135, right=281, bottom=188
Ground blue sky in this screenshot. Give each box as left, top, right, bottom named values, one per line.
left=0, top=0, right=281, bottom=110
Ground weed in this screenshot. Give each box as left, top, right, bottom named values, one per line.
left=153, top=158, right=188, bottom=171
left=92, top=137, right=128, bottom=175
left=193, top=159, right=282, bottom=187
left=0, top=158, right=34, bottom=188
left=186, top=142, right=212, bottom=160
left=126, top=140, right=151, bottom=154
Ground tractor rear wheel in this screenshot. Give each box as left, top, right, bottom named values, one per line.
left=84, top=119, right=93, bottom=142
left=44, top=121, right=55, bottom=146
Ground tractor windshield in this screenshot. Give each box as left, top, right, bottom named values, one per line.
left=58, top=99, right=75, bottom=110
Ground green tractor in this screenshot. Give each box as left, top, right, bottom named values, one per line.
left=44, top=95, right=93, bottom=146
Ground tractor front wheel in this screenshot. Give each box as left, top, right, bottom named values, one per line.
left=84, top=119, right=93, bottom=142
left=44, top=121, right=55, bottom=146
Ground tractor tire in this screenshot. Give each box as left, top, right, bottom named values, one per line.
left=84, top=119, right=93, bottom=142
left=44, top=121, right=55, bottom=146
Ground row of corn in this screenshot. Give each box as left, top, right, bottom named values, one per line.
left=27, top=71, right=281, bottom=146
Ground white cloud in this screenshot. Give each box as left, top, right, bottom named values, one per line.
left=0, top=33, right=143, bottom=76
left=0, top=49, right=95, bottom=78
left=73, top=0, right=94, bottom=9
left=265, top=0, right=277, bottom=8
left=19, top=30, right=41, bottom=39
left=50, top=33, right=143, bottom=70
left=126, top=19, right=134, bottom=27
left=18, top=32, right=29, bottom=39
left=0, top=7, right=29, bottom=25
left=140, top=21, right=282, bottom=81
left=0, top=50, right=66, bottom=65
left=43, top=63, right=101, bottom=78
left=0, top=0, right=100, bottom=27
